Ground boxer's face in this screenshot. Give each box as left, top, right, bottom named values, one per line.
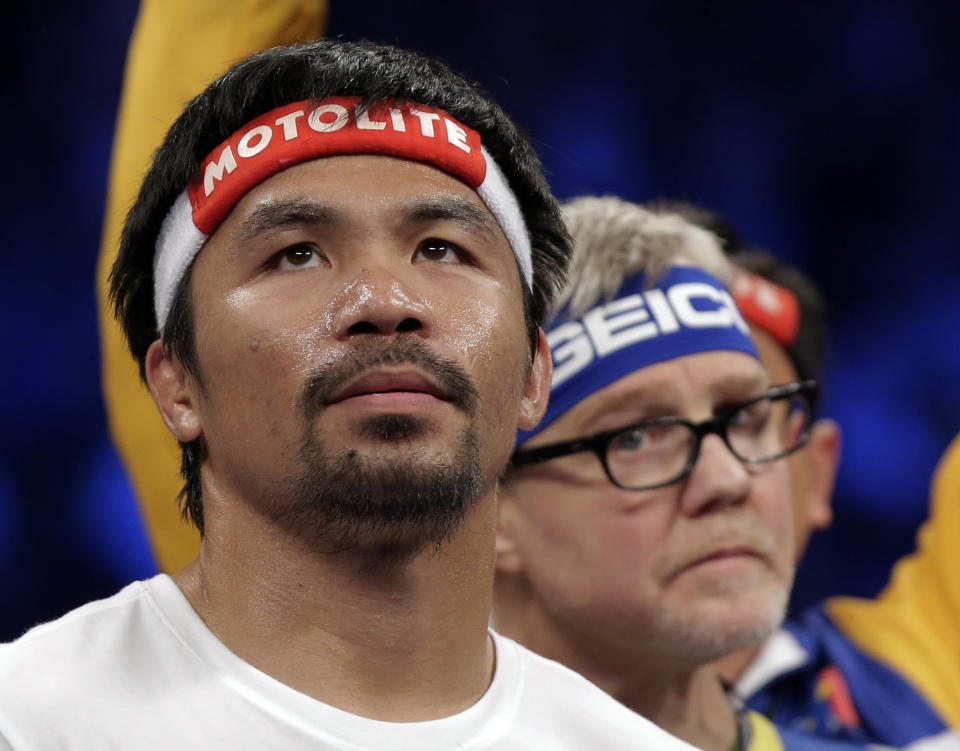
left=151, top=155, right=549, bottom=550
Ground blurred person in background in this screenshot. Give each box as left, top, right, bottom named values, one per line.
left=493, top=196, right=858, bottom=751
left=663, top=200, right=959, bottom=748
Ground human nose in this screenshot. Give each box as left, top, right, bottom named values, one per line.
left=330, top=266, right=434, bottom=340
left=678, top=433, right=752, bottom=517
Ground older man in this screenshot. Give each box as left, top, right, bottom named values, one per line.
left=0, top=42, right=698, bottom=751
left=725, top=251, right=957, bottom=748
left=493, top=196, right=847, bottom=751
left=657, top=201, right=957, bottom=748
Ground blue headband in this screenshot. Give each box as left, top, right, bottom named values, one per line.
left=519, top=266, right=759, bottom=445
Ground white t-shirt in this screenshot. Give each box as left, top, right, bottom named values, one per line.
left=0, top=575, right=698, bottom=751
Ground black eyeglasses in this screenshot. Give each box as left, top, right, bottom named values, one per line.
left=511, top=381, right=819, bottom=491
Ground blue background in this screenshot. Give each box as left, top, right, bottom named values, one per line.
left=2, top=1, right=958, bottom=640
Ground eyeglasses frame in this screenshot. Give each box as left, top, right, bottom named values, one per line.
left=510, top=380, right=820, bottom=491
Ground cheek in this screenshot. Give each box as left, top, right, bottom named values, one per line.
left=513, top=478, right=665, bottom=587
left=786, top=451, right=812, bottom=516
left=437, top=292, right=530, bottom=418
left=443, top=292, right=525, bottom=370
left=193, top=289, right=320, bottom=419
left=439, top=294, right=502, bottom=361
left=753, top=464, right=796, bottom=562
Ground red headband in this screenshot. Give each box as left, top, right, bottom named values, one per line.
left=189, top=97, right=486, bottom=234
left=153, top=97, right=532, bottom=329
left=731, top=267, right=800, bottom=348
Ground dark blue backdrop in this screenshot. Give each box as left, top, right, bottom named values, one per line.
left=3, top=1, right=958, bottom=641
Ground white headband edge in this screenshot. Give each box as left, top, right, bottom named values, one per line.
left=154, top=191, right=208, bottom=331
left=478, top=146, right=534, bottom=289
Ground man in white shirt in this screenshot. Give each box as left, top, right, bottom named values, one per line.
left=0, top=40, right=698, bottom=751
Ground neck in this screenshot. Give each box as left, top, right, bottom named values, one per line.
left=612, top=665, right=739, bottom=751
left=493, top=579, right=738, bottom=751
left=174, top=485, right=499, bottom=722
left=714, top=643, right=762, bottom=686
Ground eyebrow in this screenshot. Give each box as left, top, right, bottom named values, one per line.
left=400, top=194, right=501, bottom=243
left=576, top=389, right=674, bottom=431
left=574, top=369, right=770, bottom=430
left=708, top=371, right=769, bottom=403
left=235, top=194, right=502, bottom=247
left=237, top=198, right=340, bottom=244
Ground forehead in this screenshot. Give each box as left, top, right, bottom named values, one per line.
left=221, top=154, right=500, bottom=235
left=539, top=350, right=768, bottom=439
left=749, top=326, right=798, bottom=385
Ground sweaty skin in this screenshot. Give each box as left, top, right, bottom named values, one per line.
left=144, top=153, right=551, bottom=720
left=96, top=0, right=327, bottom=572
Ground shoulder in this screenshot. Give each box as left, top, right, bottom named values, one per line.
left=0, top=576, right=171, bottom=721
left=747, top=710, right=879, bottom=751
left=738, top=606, right=918, bottom=696
left=825, top=432, right=960, bottom=729
left=742, top=609, right=950, bottom=747
left=1, top=578, right=158, bottom=661
left=491, top=631, right=699, bottom=751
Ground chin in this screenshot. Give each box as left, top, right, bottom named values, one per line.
left=271, top=422, right=484, bottom=556
left=651, top=586, right=789, bottom=663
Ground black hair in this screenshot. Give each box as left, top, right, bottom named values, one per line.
left=642, top=199, right=828, bottom=387
left=109, top=39, right=571, bottom=533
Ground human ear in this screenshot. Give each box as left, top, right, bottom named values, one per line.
left=803, top=417, right=842, bottom=530
left=144, top=339, right=202, bottom=442
left=517, top=328, right=551, bottom=432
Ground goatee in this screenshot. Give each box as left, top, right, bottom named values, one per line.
left=273, top=337, right=483, bottom=556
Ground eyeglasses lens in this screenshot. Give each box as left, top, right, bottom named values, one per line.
left=605, top=391, right=811, bottom=489
left=723, top=392, right=810, bottom=463
left=605, top=422, right=692, bottom=489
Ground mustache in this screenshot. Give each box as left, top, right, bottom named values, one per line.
left=299, top=337, right=480, bottom=419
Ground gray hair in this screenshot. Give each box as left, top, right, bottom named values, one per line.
left=556, top=196, right=734, bottom=318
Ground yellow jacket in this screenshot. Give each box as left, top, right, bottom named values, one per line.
left=827, top=432, right=960, bottom=727
left=96, top=0, right=327, bottom=573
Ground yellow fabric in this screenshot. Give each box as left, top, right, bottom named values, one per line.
left=745, top=710, right=786, bottom=751
left=96, top=0, right=327, bottom=573
left=826, top=432, right=960, bottom=728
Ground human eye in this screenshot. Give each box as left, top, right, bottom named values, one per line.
left=413, top=237, right=469, bottom=264
left=273, top=243, right=325, bottom=271
left=610, top=426, right=650, bottom=452
left=728, top=398, right=773, bottom=435
left=607, top=422, right=685, bottom=467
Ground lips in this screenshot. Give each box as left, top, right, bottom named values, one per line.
left=686, top=547, right=762, bottom=568
left=665, top=543, right=770, bottom=583
left=325, top=368, right=452, bottom=404
left=299, top=339, right=480, bottom=420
